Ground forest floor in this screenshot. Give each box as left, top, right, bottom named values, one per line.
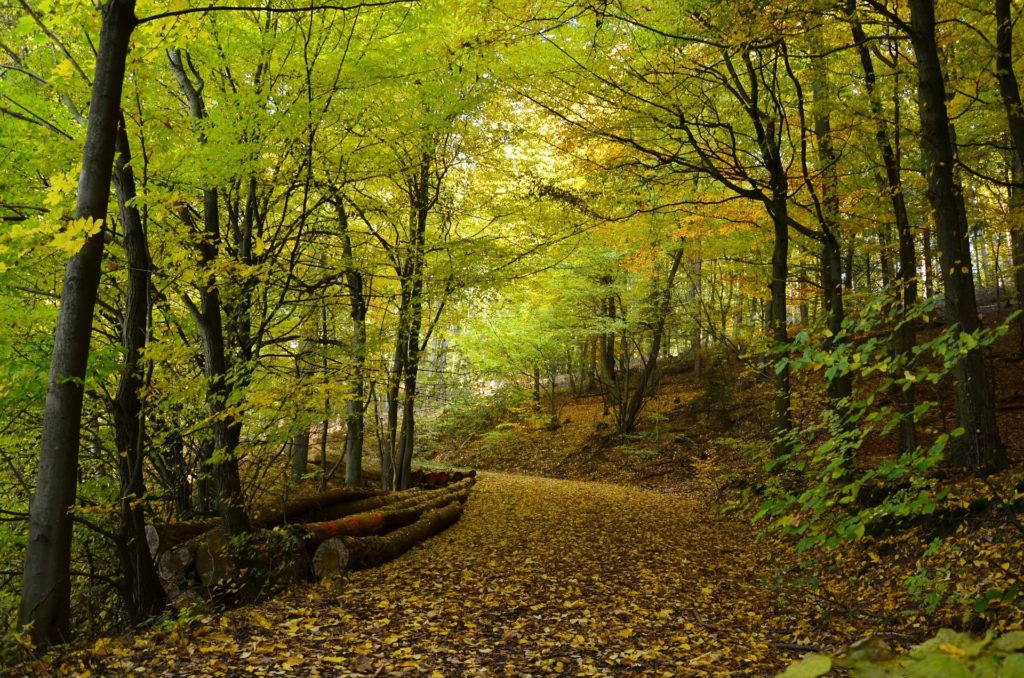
left=32, top=472, right=875, bottom=677
left=20, top=322, right=1024, bottom=676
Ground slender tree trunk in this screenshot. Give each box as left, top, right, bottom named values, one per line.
left=168, top=47, right=250, bottom=533
left=922, top=226, right=935, bottom=297
left=850, top=5, right=917, bottom=451
left=769, top=205, right=792, bottom=452
left=908, top=0, right=1005, bottom=470
left=291, top=430, right=310, bottom=483
left=1011, top=162, right=1024, bottom=353
left=19, top=0, right=137, bottom=647
left=690, top=258, right=703, bottom=379
left=622, top=246, right=684, bottom=433
left=533, top=367, right=542, bottom=409
left=994, top=0, right=1024, bottom=352
left=110, top=114, right=167, bottom=624
left=810, top=52, right=853, bottom=401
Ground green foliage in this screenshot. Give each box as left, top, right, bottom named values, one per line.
left=754, top=293, right=1019, bottom=619
left=780, top=629, right=1024, bottom=677
left=756, top=295, right=1015, bottom=552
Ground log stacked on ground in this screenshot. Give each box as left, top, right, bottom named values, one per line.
left=311, top=500, right=464, bottom=580
left=361, top=467, right=477, bottom=488
left=153, top=474, right=475, bottom=601
left=146, top=487, right=383, bottom=557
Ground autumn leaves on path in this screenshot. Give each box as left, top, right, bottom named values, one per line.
left=62, top=475, right=848, bottom=676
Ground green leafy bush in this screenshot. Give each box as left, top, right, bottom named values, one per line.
left=779, top=628, right=1024, bottom=677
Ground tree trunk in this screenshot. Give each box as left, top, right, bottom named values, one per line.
left=810, top=49, right=853, bottom=401
left=994, top=0, right=1024, bottom=353
left=334, top=199, right=366, bottom=487
left=110, top=114, right=167, bottom=624
left=850, top=4, right=917, bottom=451
left=168, top=47, right=250, bottom=533
left=290, top=430, right=310, bottom=483
left=1011, top=163, right=1024, bottom=353
left=622, top=246, right=684, bottom=434
left=908, top=0, right=1005, bottom=470
left=19, top=0, right=137, bottom=647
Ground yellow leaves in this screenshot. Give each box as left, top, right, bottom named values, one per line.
left=44, top=169, right=78, bottom=208
left=52, top=59, right=75, bottom=81
left=48, top=217, right=103, bottom=255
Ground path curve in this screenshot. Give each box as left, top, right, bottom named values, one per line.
left=54, top=473, right=851, bottom=676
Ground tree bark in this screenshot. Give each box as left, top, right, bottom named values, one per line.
left=290, top=430, right=310, bottom=483
left=110, top=113, right=167, bottom=624
left=850, top=4, right=917, bottom=451
left=19, top=0, right=137, bottom=647
left=338, top=200, right=367, bottom=488
left=809, top=48, right=853, bottom=401
left=994, top=0, right=1024, bottom=352
left=907, top=0, right=1005, bottom=470
left=621, top=246, right=684, bottom=434
left=168, top=47, right=250, bottom=533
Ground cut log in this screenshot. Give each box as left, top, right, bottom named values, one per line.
left=169, top=587, right=205, bottom=610
left=310, top=500, right=464, bottom=579
left=345, top=500, right=464, bottom=570
left=312, top=538, right=350, bottom=580
left=299, top=487, right=425, bottom=523
left=157, top=545, right=194, bottom=584
left=299, top=511, right=387, bottom=542
left=195, top=526, right=229, bottom=588
left=183, top=477, right=476, bottom=588
left=251, top=486, right=384, bottom=527
left=145, top=519, right=219, bottom=556
left=300, top=479, right=474, bottom=550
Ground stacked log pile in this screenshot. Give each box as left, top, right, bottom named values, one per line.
left=358, top=467, right=477, bottom=489
left=148, top=471, right=476, bottom=605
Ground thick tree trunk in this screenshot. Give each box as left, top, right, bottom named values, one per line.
left=19, top=0, right=137, bottom=647
left=908, top=0, right=1005, bottom=471
left=111, top=114, right=167, bottom=624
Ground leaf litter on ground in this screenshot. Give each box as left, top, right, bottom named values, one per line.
left=32, top=472, right=894, bottom=676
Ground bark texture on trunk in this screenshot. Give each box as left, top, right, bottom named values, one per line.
left=19, top=0, right=137, bottom=647
left=995, top=0, right=1024, bottom=352
left=111, top=114, right=167, bottom=624
left=168, top=47, right=250, bottom=533
left=908, top=0, right=1005, bottom=471
left=850, top=4, right=917, bottom=452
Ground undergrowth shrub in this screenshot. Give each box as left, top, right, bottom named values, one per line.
left=752, top=291, right=1019, bottom=617
left=419, top=383, right=531, bottom=457
left=780, top=628, right=1024, bottom=677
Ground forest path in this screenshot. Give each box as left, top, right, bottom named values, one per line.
left=64, top=473, right=860, bottom=676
